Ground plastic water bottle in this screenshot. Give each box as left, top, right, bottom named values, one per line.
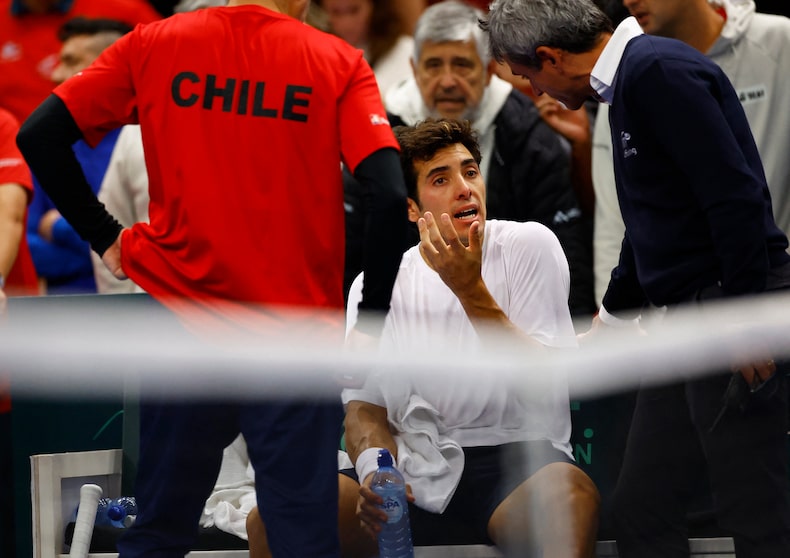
left=370, top=449, right=414, bottom=558
left=94, top=497, right=137, bottom=528
left=92, top=498, right=113, bottom=527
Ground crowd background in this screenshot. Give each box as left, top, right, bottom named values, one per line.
left=2, top=1, right=789, bottom=558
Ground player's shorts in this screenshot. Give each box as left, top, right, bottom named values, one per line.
left=340, top=439, right=575, bottom=545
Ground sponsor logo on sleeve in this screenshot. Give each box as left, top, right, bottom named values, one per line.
left=1, top=41, right=21, bottom=62
left=0, top=158, right=24, bottom=169
left=36, top=53, right=58, bottom=80
left=369, top=113, right=389, bottom=126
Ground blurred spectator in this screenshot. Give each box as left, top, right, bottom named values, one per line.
left=394, top=0, right=490, bottom=36
left=27, top=17, right=132, bottom=294
left=316, top=0, right=413, bottom=97
left=0, top=108, right=37, bottom=304
left=0, top=105, right=37, bottom=558
left=147, top=0, right=224, bottom=15
left=174, top=0, right=226, bottom=11
left=0, top=0, right=160, bottom=124
left=393, top=0, right=424, bottom=34
left=427, top=0, right=489, bottom=10
left=146, top=0, right=176, bottom=15
left=595, top=0, right=630, bottom=24
left=494, top=69, right=596, bottom=219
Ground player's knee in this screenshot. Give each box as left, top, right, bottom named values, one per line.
left=537, top=462, right=600, bottom=514
left=568, top=466, right=601, bottom=512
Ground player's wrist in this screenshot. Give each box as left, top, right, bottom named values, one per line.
left=355, top=446, right=385, bottom=483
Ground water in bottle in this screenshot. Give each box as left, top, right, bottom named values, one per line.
left=370, top=449, right=414, bottom=558
left=92, top=498, right=113, bottom=527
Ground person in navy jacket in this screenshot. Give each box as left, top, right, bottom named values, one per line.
left=483, top=0, right=790, bottom=556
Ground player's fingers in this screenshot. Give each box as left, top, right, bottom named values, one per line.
left=468, top=221, right=482, bottom=252
left=417, top=217, right=440, bottom=256
left=439, top=213, right=464, bottom=251
left=357, top=496, right=385, bottom=534
left=357, top=501, right=381, bottom=538
left=422, top=212, right=449, bottom=251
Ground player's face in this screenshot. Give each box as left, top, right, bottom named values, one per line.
left=51, top=35, right=101, bottom=85
left=322, top=0, right=373, bottom=48
left=623, top=0, right=690, bottom=36
left=413, top=40, right=491, bottom=122
left=408, top=144, right=486, bottom=247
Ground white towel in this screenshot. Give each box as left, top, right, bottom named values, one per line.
left=201, top=488, right=257, bottom=540
left=199, top=434, right=256, bottom=539
left=338, top=449, right=354, bottom=470
left=390, top=394, right=464, bottom=514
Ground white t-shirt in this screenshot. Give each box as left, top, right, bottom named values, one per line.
left=344, top=220, right=576, bottom=455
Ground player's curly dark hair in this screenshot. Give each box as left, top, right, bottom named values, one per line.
left=393, top=118, right=482, bottom=200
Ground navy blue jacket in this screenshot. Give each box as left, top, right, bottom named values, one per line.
left=603, top=34, right=789, bottom=312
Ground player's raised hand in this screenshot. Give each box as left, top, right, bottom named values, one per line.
left=417, top=211, right=483, bottom=297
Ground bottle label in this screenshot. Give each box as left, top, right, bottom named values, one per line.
left=381, top=496, right=404, bottom=524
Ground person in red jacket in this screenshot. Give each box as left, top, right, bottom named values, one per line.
left=0, top=0, right=160, bottom=124
left=17, top=1, right=408, bottom=556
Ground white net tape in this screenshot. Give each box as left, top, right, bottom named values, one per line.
left=2, top=290, right=789, bottom=400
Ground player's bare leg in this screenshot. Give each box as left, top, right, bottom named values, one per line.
left=488, top=462, right=600, bottom=557
left=247, top=475, right=377, bottom=558
left=246, top=506, right=271, bottom=558
left=338, top=473, right=379, bottom=558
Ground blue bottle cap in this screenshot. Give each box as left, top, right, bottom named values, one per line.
left=377, top=448, right=393, bottom=467
left=107, top=505, right=125, bottom=521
